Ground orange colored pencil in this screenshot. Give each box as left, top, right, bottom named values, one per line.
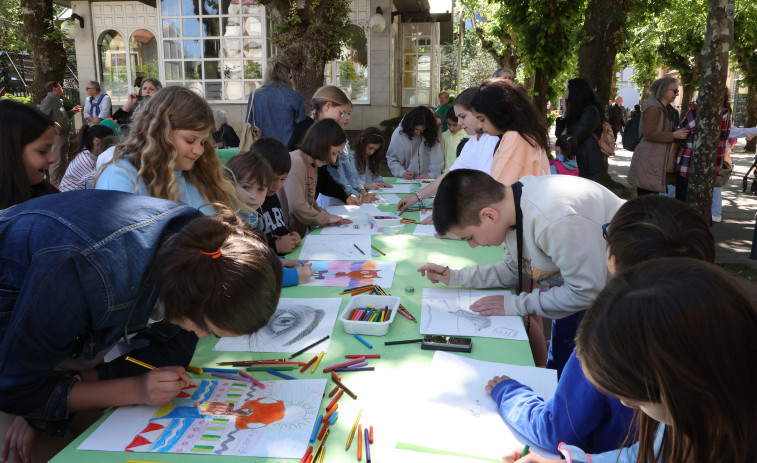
left=357, top=424, right=363, bottom=460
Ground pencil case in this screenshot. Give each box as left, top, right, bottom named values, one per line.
left=339, top=295, right=400, bottom=336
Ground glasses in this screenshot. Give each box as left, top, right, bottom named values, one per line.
left=669, top=88, right=679, bottom=94
left=602, top=223, right=610, bottom=240
left=85, top=87, right=94, bottom=90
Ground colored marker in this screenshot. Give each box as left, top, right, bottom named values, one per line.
left=353, top=334, right=373, bottom=349
left=311, top=351, right=325, bottom=373
left=124, top=356, right=158, bottom=370
left=289, top=335, right=330, bottom=359
left=309, top=415, right=324, bottom=442
left=521, top=444, right=530, bottom=458
left=237, top=370, right=266, bottom=389
left=267, top=369, right=296, bottom=380
left=384, top=339, right=423, bottom=345
left=346, top=408, right=362, bottom=450
left=323, top=356, right=366, bottom=373
left=365, top=427, right=371, bottom=462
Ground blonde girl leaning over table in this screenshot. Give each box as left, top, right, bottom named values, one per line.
left=502, top=258, right=757, bottom=463
left=95, top=86, right=240, bottom=215
left=280, top=118, right=349, bottom=237
left=470, top=78, right=551, bottom=185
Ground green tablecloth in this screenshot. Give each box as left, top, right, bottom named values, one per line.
left=51, top=179, right=528, bottom=463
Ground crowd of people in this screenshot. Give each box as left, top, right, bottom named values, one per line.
left=0, top=55, right=755, bottom=463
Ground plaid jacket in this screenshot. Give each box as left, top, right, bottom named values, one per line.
left=676, top=104, right=731, bottom=178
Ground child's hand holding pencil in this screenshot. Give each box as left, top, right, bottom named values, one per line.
left=499, top=444, right=556, bottom=462
left=417, top=263, right=451, bottom=285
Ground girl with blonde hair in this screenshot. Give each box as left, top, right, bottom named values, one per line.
left=96, top=86, right=239, bottom=214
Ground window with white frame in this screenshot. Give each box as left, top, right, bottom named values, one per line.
left=402, top=22, right=434, bottom=106
left=160, top=0, right=265, bottom=101
left=324, top=23, right=369, bottom=104
left=99, top=30, right=130, bottom=102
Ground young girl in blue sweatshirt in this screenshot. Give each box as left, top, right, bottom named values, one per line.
left=503, top=257, right=757, bottom=463
left=549, top=134, right=579, bottom=176
left=487, top=195, right=715, bottom=454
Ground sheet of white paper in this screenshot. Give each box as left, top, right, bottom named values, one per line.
left=373, top=193, right=402, bottom=205
left=320, top=204, right=383, bottom=235
left=395, top=178, right=425, bottom=183
left=420, top=288, right=528, bottom=340
left=326, top=204, right=384, bottom=219
left=412, top=224, right=438, bottom=237
left=213, top=298, right=342, bottom=352
left=79, top=379, right=327, bottom=459
left=389, top=351, right=558, bottom=460
left=300, top=261, right=396, bottom=288
left=419, top=209, right=433, bottom=222
left=375, top=184, right=415, bottom=194
left=298, top=234, right=372, bottom=261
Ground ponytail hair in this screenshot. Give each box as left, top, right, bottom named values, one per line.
left=76, top=124, right=115, bottom=154
left=155, top=206, right=283, bottom=335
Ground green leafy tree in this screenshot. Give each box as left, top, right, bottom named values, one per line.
left=20, top=0, right=67, bottom=104
left=0, top=0, right=25, bottom=52
left=459, top=2, right=520, bottom=74
left=732, top=0, right=757, bottom=152
left=259, top=0, right=351, bottom=112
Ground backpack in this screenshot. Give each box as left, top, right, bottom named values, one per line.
left=592, top=121, right=616, bottom=157
left=622, top=111, right=642, bottom=151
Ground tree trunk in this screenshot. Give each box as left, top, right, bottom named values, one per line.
left=523, top=75, right=535, bottom=94
left=686, top=0, right=735, bottom=216
left=21, top=0, right=66, bottom=105
left=532, top=70, right=550, bottom=121
left=746, top=85, right=757, bottom=152
left=284, top=47, right=324, bottom=116
left=679, top=70, right=697, bottom=116
left=641, top=75, right=652, bottom=102
left=577, top=0, right=633, bottom=111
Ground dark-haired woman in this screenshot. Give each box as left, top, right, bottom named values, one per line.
left=353, top=127, right=390, bottom=190
left=471, top=78, right=550, bottom=184
left=386, top=106, right=444, bottom=179
left=556, top=78, right=604, bottom=181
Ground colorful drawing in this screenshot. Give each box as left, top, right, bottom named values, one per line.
left=79, top=379, right=327, bottom=459
left=301, top=261, right=396, bottom=288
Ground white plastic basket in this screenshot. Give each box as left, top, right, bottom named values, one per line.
left=339, top=295, right=401, bottom=336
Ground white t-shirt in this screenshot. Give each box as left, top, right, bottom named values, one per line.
left=449, top=132, right=500, bottom=174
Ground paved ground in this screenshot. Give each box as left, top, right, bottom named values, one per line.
left=607, top=142, right=757, bottom=301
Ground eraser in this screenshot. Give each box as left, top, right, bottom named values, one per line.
left=405, top=286, right=414, bottom=293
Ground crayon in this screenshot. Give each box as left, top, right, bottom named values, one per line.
left=300, top=445, right=313, bottom=463
left=323, top=356, right=366, bottom=373
left=317, top=422, right=329, bottom=440
left=311, top=351, right=325, bottom=373
left=369, top=425, right=374, bottom=443
left=334, top=367, right=375, bottom=372
left=266, top=369, right=296, bottom=380
left=237, top=370, right=266, bottom=389
left=202, top=367, right=241, bottom=374
left=326, top=389, right=344, bottom=411
left=365, top=427, right=371, bottom=462
left=323, top=403, right=338, bottom=422
left=344, top=361, right=368, bottom=368
left=384, top=339, right=423, bottom=345
left=345, top=354, right=380, bottom=359
left=185, top=365, right=203, bottom=374
left=353, top=334, right=373, bottom=349
left=328, top=411, right=339, bottom=425
left=521, top=444, right=530, bottom=458
left=358, top=424, right=363, bottom=460
left=332, top=377, right=358, bottom=400
left=309, top=415, right=324, bottom=442
left=328, top=384, right=340, bottom=397
left=211, top=371, right=247, bottom=382
left=246, top=365, right=297, bottom=371
left=331, top=371, right=342, bottom=382
left=370, top=244, right=386, bottom=256
left=301, top=354, right=319, bottom=373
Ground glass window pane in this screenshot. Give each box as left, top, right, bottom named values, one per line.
left=161, top=0, right=180, bottom=16
left=99, top=30, right=129, bottom=102
left=402, top=37, right=416, bottom=52
left=242, top=39, right=262, bottom=59
left=223, top=60, right=242, bottom=79
left=163, top=40, right=182, bottom=59
left=181, top=0, right=199, bottom=15
left=418, top=39, right=432, bottom=53
left=222, top=38, right=242, bottom=58
left=185, top=61, right=201, bottom=80
left=404, top=55, right=417, bottom=71
left=163, top=19, right=180, bottom=38
left=417, top=72, right=431, bottom=89
left=204, top=39, right=221, bottom=58
left=244, top=60, right=262, bottom=79
left=220, top=0, right=234, bottom=14
left=164, top=61, right=183, bottom=80
left=245, top=81, right=259, bottom=95
left=202, top=18, right=220, bottom=37
left=403, top=89, right=415, bottom=106
left=184, top=40, right=201, bottom=59
left=418, top=55, right=431, bottom=71
left=403, top=72, right=414, bottom=88
left=324, top=62, right=332, bottom=82
left=337, top=60, right=368, bottom=102
left=224, top=82, right=244, bottom=100
left=417, top=90, right=430, bottom=105
left=204, top=61, right=221, bottom=79
left=222, top=17, right=242, bottom=36
left=129, top=29, right=158, bottom=82
left=182, top=18, right=201, bottom=37
left=206, top=82, right=223, bottom=99
left=203, top=0, right=220, bottom=15
left=243, top=16, right=261, bottom=36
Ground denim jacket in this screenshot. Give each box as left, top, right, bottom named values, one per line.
left=328, top=143, right=365, bottom=197
left=248, top=81, right=307, bottom=145
left=0, top=190, right=202, bottom=435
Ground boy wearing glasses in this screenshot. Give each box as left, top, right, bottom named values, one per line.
left=417, top=169, right=623, bottom=375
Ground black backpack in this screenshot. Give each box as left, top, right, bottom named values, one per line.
left=622, top=111, right=642, bottom=151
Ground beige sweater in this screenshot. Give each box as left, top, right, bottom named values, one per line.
left=278, top=149, right=331, bottom=236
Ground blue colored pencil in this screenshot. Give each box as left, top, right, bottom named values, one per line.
left=309, top=414, right=324, bottom=442
left=353, top=334, right=373, bottom=349
left=333, top=367, right=375, bottom=372
left=328, top=411, right=339, bottom=425
left=267, top=368, right=296, bottom=380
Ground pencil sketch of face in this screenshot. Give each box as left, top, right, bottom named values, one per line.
left=258, top=304, right=325, bottom=346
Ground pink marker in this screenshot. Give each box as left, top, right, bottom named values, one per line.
left=238, top=370, right=267, bottom=389
left=322, top=356, right=366, bottom=373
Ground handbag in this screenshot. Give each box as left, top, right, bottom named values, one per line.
left=238, top=88, right=262, bottom=152
left=714, top=160, right=733, bottom=187
left=591, top=121, right=616, bottom=157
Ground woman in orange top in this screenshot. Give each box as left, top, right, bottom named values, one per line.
left=470, top=78, right=551, bottom=185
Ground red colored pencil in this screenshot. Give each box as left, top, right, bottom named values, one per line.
left=345, top=354, right=380, bottom=359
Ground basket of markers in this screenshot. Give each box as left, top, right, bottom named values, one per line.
left=340, top=295, right=400, bottom=336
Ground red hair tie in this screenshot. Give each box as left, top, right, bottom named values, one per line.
left=201, top=248, right=222, bottom=259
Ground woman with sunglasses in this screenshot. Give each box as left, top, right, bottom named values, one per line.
left=627, top=77, right=690, bottom=196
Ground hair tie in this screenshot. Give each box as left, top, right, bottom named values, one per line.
left=201, top=248, right=222, bottom=259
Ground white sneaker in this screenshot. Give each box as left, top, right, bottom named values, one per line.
left=712, top=215, right=722, bottom=223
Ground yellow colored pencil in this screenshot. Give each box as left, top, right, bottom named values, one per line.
left=186, top=365, right=203, bottom=374
left=124, top=356, right=158, bottom=371
left=345, top=407, right=363, bottom=450
left=311, top=351, right=325, bottom=373
left=370, top=244, right=386, bottom=256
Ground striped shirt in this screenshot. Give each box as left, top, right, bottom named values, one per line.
left=59, top=150, right=97, bottom=192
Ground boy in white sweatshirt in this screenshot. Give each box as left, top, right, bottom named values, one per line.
left=418, top=169, right=624, bottom=374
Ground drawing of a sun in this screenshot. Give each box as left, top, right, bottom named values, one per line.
left=274, top=400, right=318, bottom=431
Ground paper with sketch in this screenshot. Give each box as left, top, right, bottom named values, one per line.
left=79, top=378, right=326, bottom=458
left=412, top=224, right=438, bottom=237
left=213, top=298, right=341, bottom=352
left=326, top=204, right=384, bottom=219
left=376, top=184, right=415, bottom=194
left=420, top=288, right=527, bottom=340
left=320, top=205, right=382, bottom=235
left=395, top=178, right=425, bottom=183
left=373, top=194, right=402, bottom=206
left=301, top=261, right=396, bottom=288
left=391, top=351, right=558, bottom=460
left=298, top=234, right=372, bottom=261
